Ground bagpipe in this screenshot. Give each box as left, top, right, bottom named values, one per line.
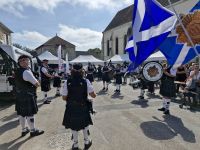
left=87, top=99, right=96, bottom=115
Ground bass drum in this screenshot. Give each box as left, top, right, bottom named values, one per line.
left=142, top=61, right=163, bottom=82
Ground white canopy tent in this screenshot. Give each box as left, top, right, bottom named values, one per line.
left=33, top=51, right=65, bottom=64
left=70, top=55, right=104, bottom=65
left=0, top=44, right=32, bottom=62
left=107, top=51, right=166, bottom=64
left=13, top=46, right=32, bottom=62
left=146, top=51, right=166, bottom=62
left=107, top=54, right=130, bottom=63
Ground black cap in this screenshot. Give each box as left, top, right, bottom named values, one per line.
left=43, top=59, right=48, bottom=62
left=73, top=63, right=83, bottom=70
left=18, top=55, right=30, bottom=62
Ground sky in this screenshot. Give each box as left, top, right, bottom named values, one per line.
left=0, top=0, right=133, bottom=51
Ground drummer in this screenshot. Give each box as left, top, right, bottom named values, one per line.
left=102, top=62, right=110, bottom=91
left=138, top=67, right=148, bottom=99
left=158, top=65, right=176, bottom=115
left=86, top=62, right=95, bottom=84
left=114, top=64, right=123, bottom=93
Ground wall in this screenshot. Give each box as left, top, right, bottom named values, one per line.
left=102, top=22, right=132, bottom=60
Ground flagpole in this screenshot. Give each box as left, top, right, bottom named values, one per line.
left=168, top=0, right=200, bottom=59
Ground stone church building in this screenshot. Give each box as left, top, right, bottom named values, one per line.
left=35, top=35, right=76, bottom=61
left=102, top=0, right=199, bottom=60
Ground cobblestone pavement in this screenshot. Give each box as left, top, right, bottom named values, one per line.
left=0, top=80, right=200, bottom=150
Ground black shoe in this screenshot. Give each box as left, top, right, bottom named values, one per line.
left=114, top=89, right=117, bottom=92
left=158, top=107, right=165, bottom=111
left=102, top=87, right=105, bottom=91
left=30, top=129, right=44, bottom=137
left=21, top=128, right=30, bottom=137
left=43, top=101, right=50, bottom=104
left=105, top=88, right=108, bottom=91
left=163, top=110, right=170, bottom=115
left=179, top=104, right=183, bottom=109
left=55, top=93, right=60, bottom=97
left=118, top=90, right=120, bottom=93
left=138, top=96, right=144, bottom=99
left=72, top=144, right=80, bottom=150
left=84, top=140, right=92, bottom=150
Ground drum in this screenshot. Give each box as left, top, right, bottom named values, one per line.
left=142, top=61, right=163, bottom=82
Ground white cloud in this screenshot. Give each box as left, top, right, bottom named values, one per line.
left=13, top=25, right=102, bottom=51
left=13, top=31, right=50, bottom=49
left=0, top=0, right=133, bottom=17
left=58, top=24, right=102, bottom=51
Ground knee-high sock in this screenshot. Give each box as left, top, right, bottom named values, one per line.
left=56, top=88, right=60, bottom=94
left=140, top=89, right=145, bottom=96
left=83, top=127, right=89, bottom=144
left=43, top=92, right=47, bottom=101
left=165, top=99, right=171, bottom=110
left=27, top=116, right=35, bottom=131
left=106, top=83, right=109, bottom=88
left=103, top=82, right=105, bottom=88
left=72, top=130, right=78, bottom=147
left=116, top=84, right=121, bottom=90
left=19, top=116, right=26, bottom=131
left=116, top=84, right=119, bottom=90
left=163, top=98, right=166, bottom=108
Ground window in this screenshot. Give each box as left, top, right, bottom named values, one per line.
left=124, top=35, right=127, bottom=54
left=6, top=35, right=9, bottom=45
left=107, top=40, right=109, bottom=56
left=115, top=37, right=118, bottom=54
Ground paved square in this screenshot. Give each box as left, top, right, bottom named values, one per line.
left=0, top=81, right=200, bottom=150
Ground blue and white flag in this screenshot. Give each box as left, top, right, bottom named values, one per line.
left=125, top=0, right=177, bottom=70
left=159, top=36, right=200, bottom=68
left=190, top=0, right=200, bottom=12
left=159, top=0, right=200, bottom=69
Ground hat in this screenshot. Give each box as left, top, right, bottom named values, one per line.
left=73, top=63, right=83, bottom=70
left=43, top=59, right=48, bottom=62
left=18, top=55, right=30, bottom=62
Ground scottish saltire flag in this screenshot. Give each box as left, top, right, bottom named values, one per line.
left=159, top=37, right=200, bottom=68
left=125, top=0, right=177, bottom=70
left=190, top=0, right=200, bottom=12
left=159, top=0, right=200, bottom=69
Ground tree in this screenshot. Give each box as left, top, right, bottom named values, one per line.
left=88, top=48, right=102, bottom=59
left=13, top=43, right=33, bottom=52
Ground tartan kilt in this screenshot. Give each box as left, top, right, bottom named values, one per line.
left=160, top=78, right=176, bottom=98
left=115, top=76, right=122, bottom=84
left=53, top=77, right=61, bottom=87
left=62, top=103, right=93, bottom=131
left=86, top=74, right=94, bottom=82
left=15, top=92, right=38, bottom=117
left=41, top=79, right=51, bottom=92
left=102, top=74, right=110, bottom=82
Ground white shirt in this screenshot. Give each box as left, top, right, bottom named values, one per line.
left=41, top=67, right=48, bottom=74
left=189, top=71, right=200, bottom=80
left=61, top=79, right=94, bottom=96
left=23, top=69, right=38, bottom=85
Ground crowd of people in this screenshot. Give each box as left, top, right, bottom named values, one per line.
left=13, top=54, right=200, bottom=150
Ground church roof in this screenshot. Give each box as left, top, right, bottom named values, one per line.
left=0, top=22, right=13, bottom=33
left=103, top=0, right=182, bottom=32
left=35, top=35, right=75, bottom=50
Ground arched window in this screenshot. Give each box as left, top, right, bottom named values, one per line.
left=107, top=40, right=109, bottom=56
left=124, top=35, right=127, bottom=54
left=115, top=37, right=118, bottom=54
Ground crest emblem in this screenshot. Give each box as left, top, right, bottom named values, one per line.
left=142, top=62, right=163, bottom=82
left=176, top=11, right=200, bottom=46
